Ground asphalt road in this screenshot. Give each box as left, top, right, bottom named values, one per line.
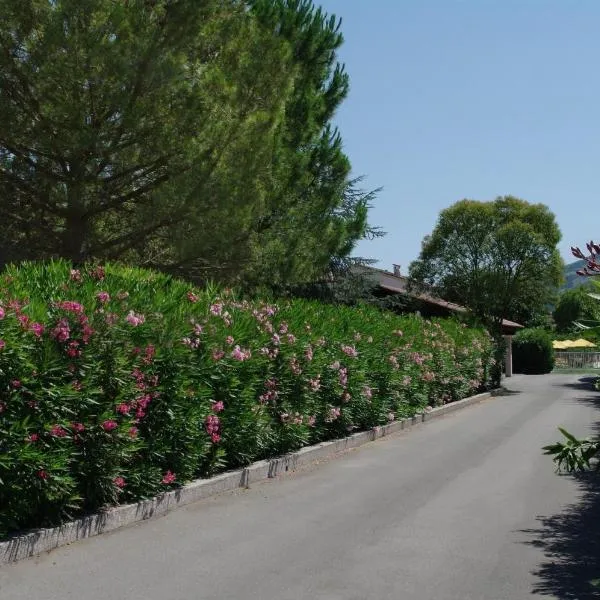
left=2, top=374, right=600, bottom=600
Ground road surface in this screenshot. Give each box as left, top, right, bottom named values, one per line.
left=2, top=374, right=600, bottom=599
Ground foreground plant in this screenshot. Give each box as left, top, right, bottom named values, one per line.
left=0, top=261, right=494, bottom=538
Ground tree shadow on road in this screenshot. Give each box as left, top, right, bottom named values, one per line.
left=554, top=376, right=600, bottom=393
left=522, top=471, right=600, bottom=599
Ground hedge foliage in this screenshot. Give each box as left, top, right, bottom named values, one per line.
left=513, top=328, right=555, bottom=374
left=0, top=261, right=495, bottom=537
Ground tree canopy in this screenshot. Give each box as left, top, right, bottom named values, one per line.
left=553, top=285, right=600, bottom=333
left=408, top=196, right=563, bottom=329
left=0, top=0, right=376, bottom=288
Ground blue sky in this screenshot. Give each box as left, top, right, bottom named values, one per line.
left=317, top=0, right=600, bottom=273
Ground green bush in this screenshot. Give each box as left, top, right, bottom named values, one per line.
left=0, top=261, right=495, bottom=537
left=512, top=328, right=555, bottom=374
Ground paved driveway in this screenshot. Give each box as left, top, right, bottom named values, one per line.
left=2, top=374, right=599, bottom=599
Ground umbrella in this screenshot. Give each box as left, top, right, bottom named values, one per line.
left=553, top=339, right=597, bottom=349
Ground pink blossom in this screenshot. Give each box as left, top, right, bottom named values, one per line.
left=66, top=341, right=81, bottom=358
left=0, top=339, right=5, bottom=350
left=212, top=349, right=225, bottom=361
left=187, top=291, right=199, bottom=303
left=271, top=333, right=281, bottom=346
left=27, top=433, right=39, bottom=442
left=287, top=334, right=296, bottom=344
left=162, top=470, right=176, bottom=484
left=70, top=269, right=82, bottom=282
left=116, top=403, right=131, bottom=415
left=81, top=324, right=94, bottom=343
left=51, top=424, right=67, bottom=437
left=102, top=420, right=118, bottom=432
left=0, top=307, right=4, bottom=319
left=58, top=300, right=84, bottom=314
left=91, top=266, right=105, bottom=281
left=231, top=345, right=251, bottom=361
left=341, top=391, right=352, bottom=403
left=421, top=371, right=435, bottom=382
left=113, top=476, right=126, bottom=489
left=317, top=337, right=327, bottom=347
left=211, top=433, right=221, bottom=443
left=38, top=469, right=49, bottom=480
left=279, top=322, right=289, bottom=334
left=211, top=400, right=225, bottom=413
left=362, top=385, right=373, bottom=399
left=341, top=344, right=358, bottom=358
left=209, top=303, right=223, bottom=316
left=18, top=314, right=30, bottom=328
left=128, top=426, right=139, bottom=438
left=290, top=358, right=302, bottom=376
left=125, top=311, right=145, bottom=326
left=71, top=422, right=85, bottom=433
left=30, top=322, right=44, bottom=337
left=11, top=379, right=22, bottom=388
left=403, top=376, right=412, bottom=386
left=117, top=291, right=129, bottom=300
left=309, top=377, right=321, bottom=392
left=205, top=414, right=220, bottom=436
left=52, top=318, right=70, bottom=342
left=338, top=367, right=348, bottom=387
left=105, top=313, right=118, bottom=325
left=387, top=412, right=396, bottom=422
left=354, top=332, right=362, bottom=341
left=280, top=412, right=290, bottom=423
left=307, top=415, right=316, bottom=427
left=329, top=360, right=341, bottom=370
left=326, top=407, right=341, bottom=422
left=226, top=336, right=235, bottom=345
left=304, top=346, right=314, bottom=361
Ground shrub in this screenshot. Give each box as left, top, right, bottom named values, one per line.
left=512, top=328, right=555, bottom=374
left=0, top=261, right=495, bottom=537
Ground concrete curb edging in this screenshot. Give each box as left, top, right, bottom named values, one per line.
left=0, top=390, right=494, bottom=566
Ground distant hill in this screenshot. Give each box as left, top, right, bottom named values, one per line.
left=563, top=259, right=589, bottom=290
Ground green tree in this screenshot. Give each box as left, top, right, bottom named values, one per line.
left=553, top=286, right=600, bottom=333
left=1, top=0, right=373, bottom=289
left=409, top=196, right=563, bottom=382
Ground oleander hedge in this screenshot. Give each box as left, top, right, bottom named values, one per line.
left=0, top=261, right=495, bottom=537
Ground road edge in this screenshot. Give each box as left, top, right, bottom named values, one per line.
left=1, top=390, right=494, bottom=565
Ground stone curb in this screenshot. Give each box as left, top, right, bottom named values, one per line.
left=0, top=390, right=493, bottom=566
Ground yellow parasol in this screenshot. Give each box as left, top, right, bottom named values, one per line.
left=553, top=339, right=597, bottom=349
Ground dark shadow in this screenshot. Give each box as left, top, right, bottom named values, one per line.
left=491, top=387, right=522, bottom=396
left=523, top=471, right=600, bottom=599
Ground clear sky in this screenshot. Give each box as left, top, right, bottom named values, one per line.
left=316, top=0, right=600, bottom=273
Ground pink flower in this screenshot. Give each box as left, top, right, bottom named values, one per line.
left=102, top=420, right=118, bottom=432
left=212, top=349, right=225, bottom=361
left=211, top=400, right=225, bottom=413
left=187, top=291, right=199, bottom=303
left=70, top=269, right=82, bottom=282
left=58, top=300, right=84, bottom=314
left=116, top=403, right=131, bottom=415
left=113, top=476, right=126, bottom=489
left=96, top=291, right=110, bottom=303
left=91, top=266, right=105, bottom=281
left=304, top=346, right=314, bottom=361
left=362, top=385, right=373, bottom=399
left=279, top=322, right=289, bottom=334
left=209, top=303, right=223, bottom=316
left=18, top=314, right=30, bottom=328
left=338, top=368, right=348, bottom=387
left=403, top=376, right=412, bottom=386
left=117, top=291, right=129, bottom=300
left=231, top=345, right=251, bottom=361
left=37, top=469, right=49, bottom=480
left=0, top=339, right=5, bottom=350
left=52, top=318, right=71, bottom=342
left=27, top=433, right=39, bottom=442
left=11, top=379, right=22, bottom=388
left=387, top=412, right=396, bottom=422
left=0, top=307, right=4, bottom=319
left=205, top=414, right=220, bottom=435
left=329, top=360, right=341, bottom=370
left=71, top=422, right=85, bottom=433
left=309, top=377, right=321, bottom=392
left=211, top=433, right=221, bottom=443
left=30, top=322, right=45, bottom=337
left=289, top=358, right=302, bottom=376
left=271, top=333, right=281, bottom=346
left=307, top=415, right=316, bottom=427
left=125, top=311, right=145, bottom=327
left=341, top=391, right=352, bottom=403
left=105, top=312, right=118, bottom=325
left=51, top=424, right=67, bottom=437
left=287, top=334, right=296, bottom=344
left=162, top=470, right=176, bottom=484
left=326, top=407, right=341, bottom=422
left=341, top=345, right=358, bottom=358
left=354, top=332, right=362, bottom=341
left=226, top=336, right=235, bottom=345
left=128, top=426, right=139, bottom=438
